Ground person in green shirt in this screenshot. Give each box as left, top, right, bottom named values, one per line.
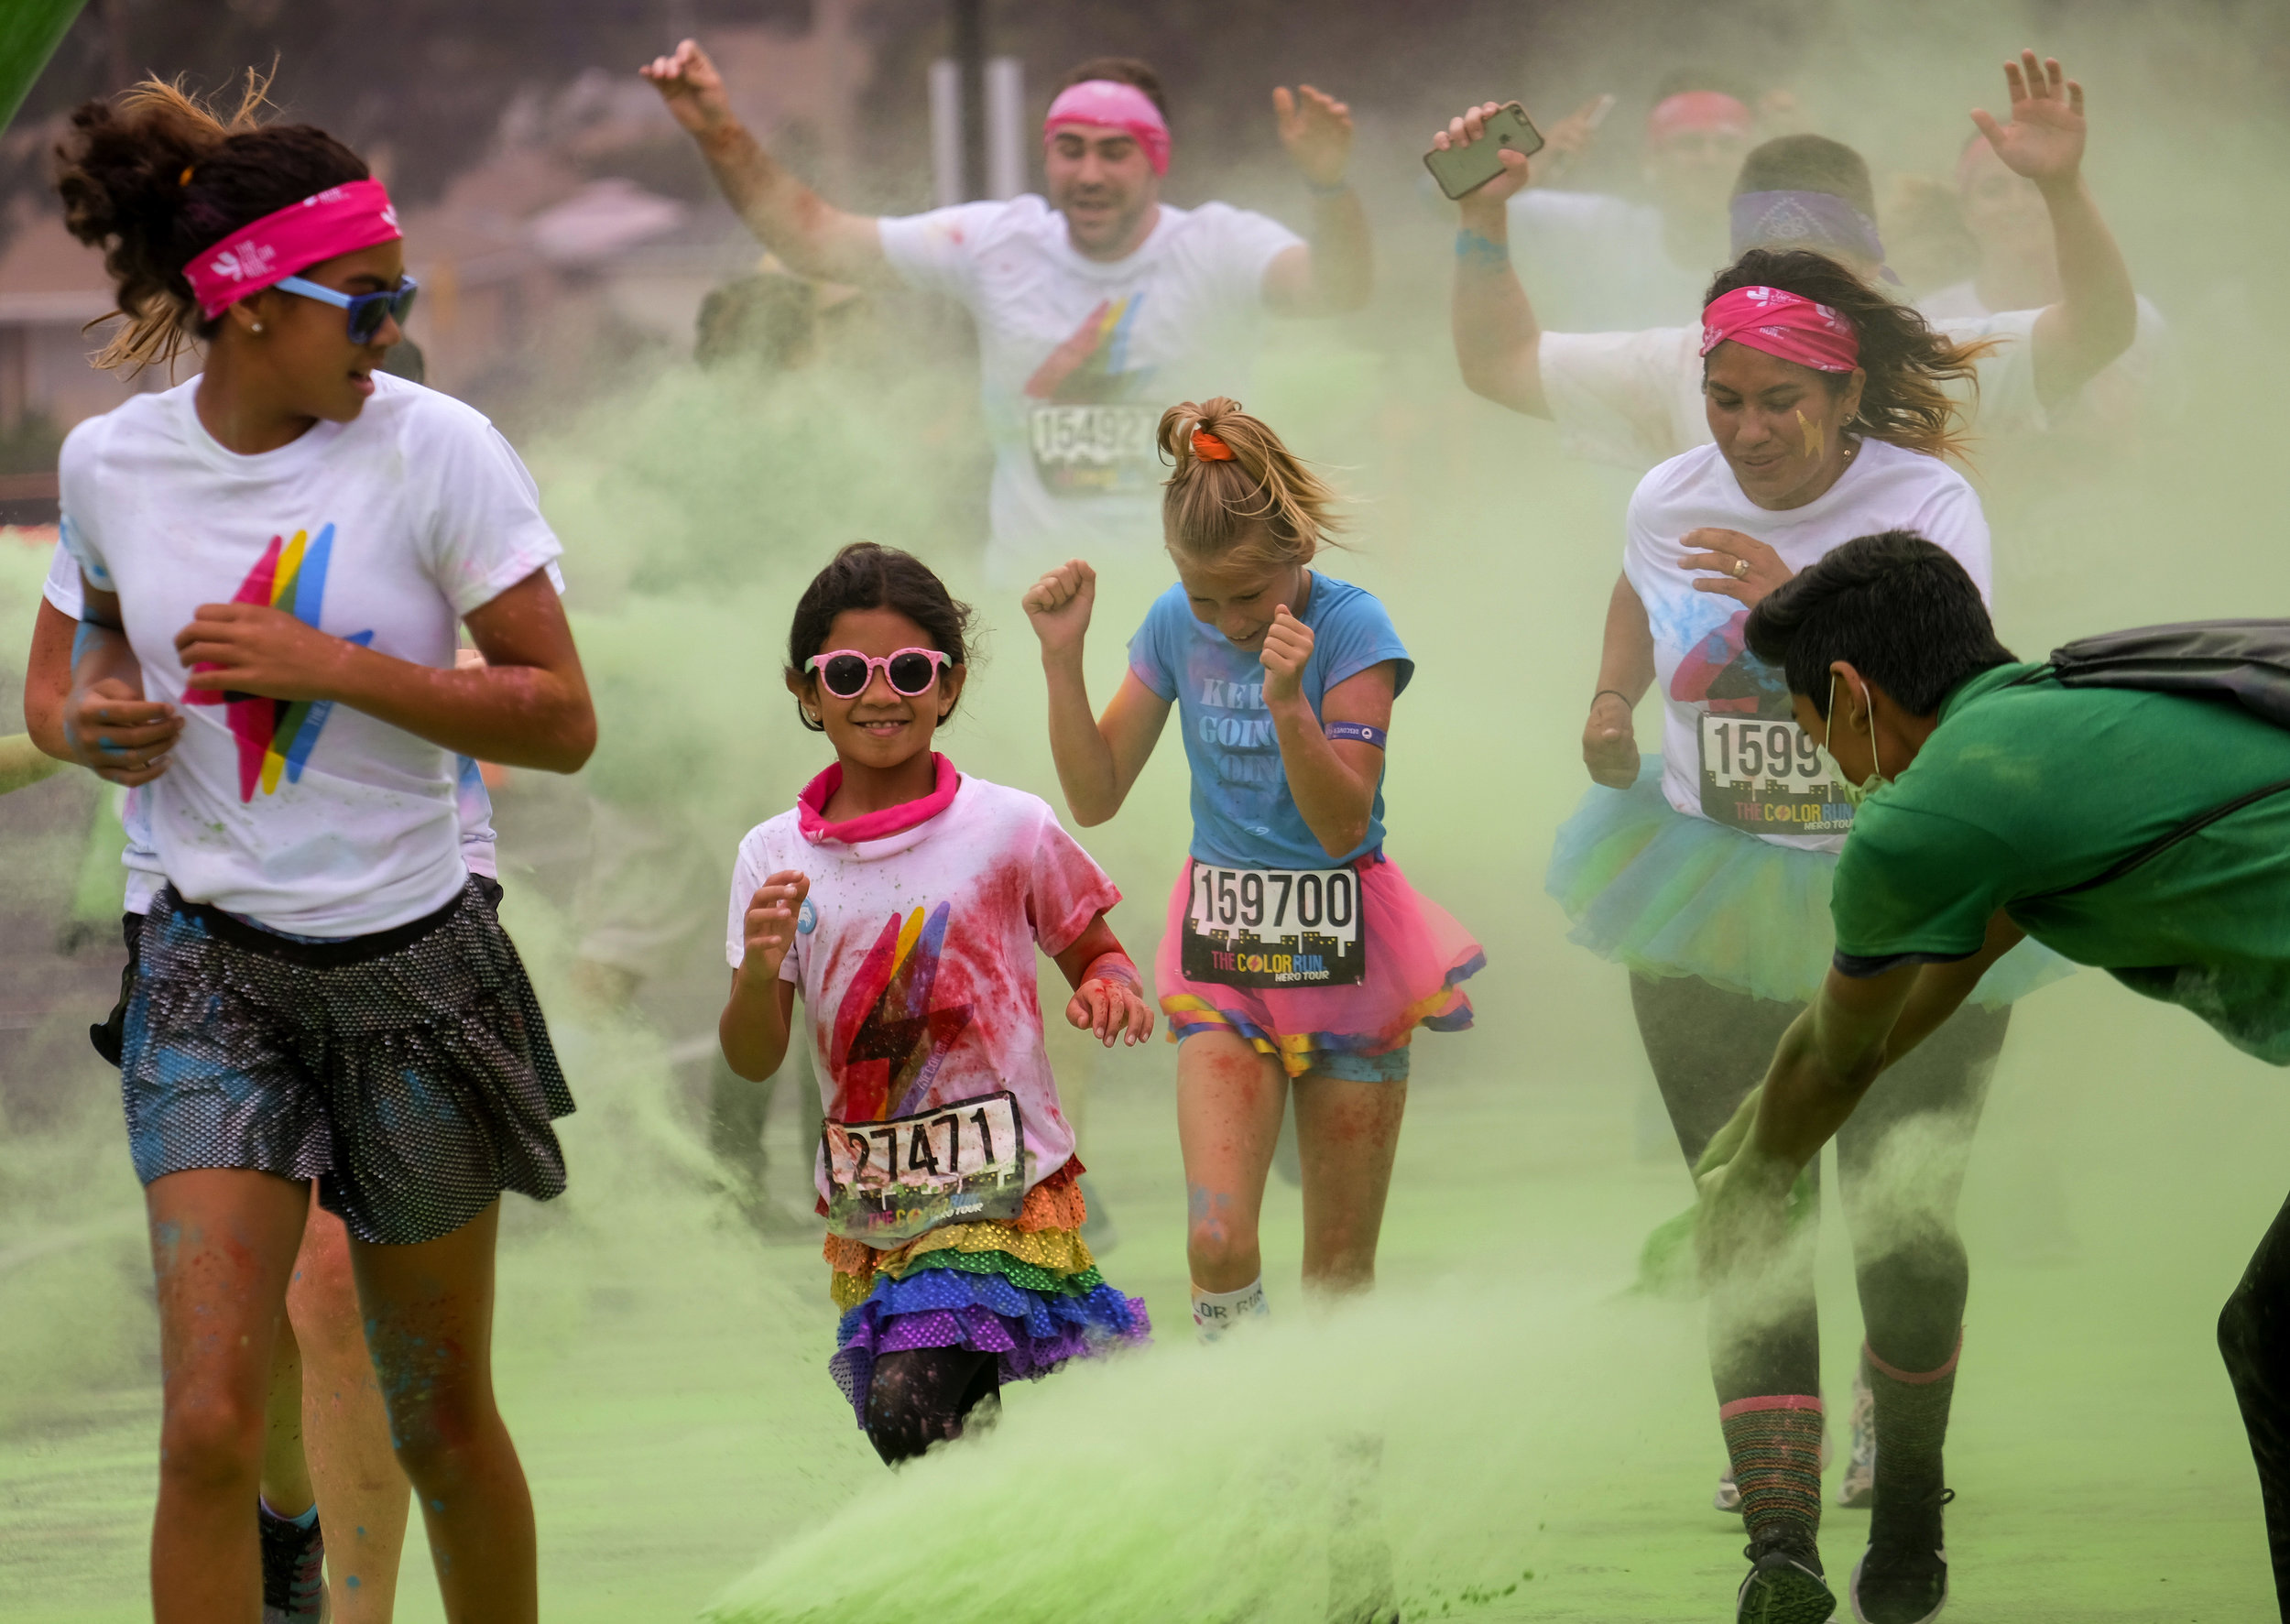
left=1699, top=528, right=2290, bottom=1624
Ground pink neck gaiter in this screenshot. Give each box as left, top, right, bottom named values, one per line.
left=797, top=753, right=960, bottom=845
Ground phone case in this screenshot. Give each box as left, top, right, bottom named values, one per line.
left=1423, top=103, right=1546, bottom=201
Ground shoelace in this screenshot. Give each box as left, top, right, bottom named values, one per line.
left=1862, top=1487, right=1957, bottom=1573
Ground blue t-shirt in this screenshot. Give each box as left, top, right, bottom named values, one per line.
left=1127, top=572, right=1412, bottom=869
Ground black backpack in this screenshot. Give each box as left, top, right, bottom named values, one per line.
left=2007, top=621, right=2290, bottom=900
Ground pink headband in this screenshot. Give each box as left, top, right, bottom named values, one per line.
left=184, top=179, right=402, bottom=320
left=1699, top=285, right=1859, bottom=373
left=1043, top=80, right=1171, bottom=176
left=1647, top=90, right=1754, bottom=146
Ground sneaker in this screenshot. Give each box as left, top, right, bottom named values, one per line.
left=1848, top=1488, right=1952, bottom=1624
left=1837, top=1367, right=1876, bottom=1510
left=257, top=1500, right=327, bottom=1624
left=1738, top=1526, right=1836, bottom=1624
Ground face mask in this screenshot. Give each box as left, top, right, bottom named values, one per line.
left=1822, top=671, right=1889, bottom=808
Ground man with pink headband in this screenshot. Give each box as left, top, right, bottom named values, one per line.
left=1503, top=72, right=1762, bottom=330
left=643, top=40, right=1371, bottom=581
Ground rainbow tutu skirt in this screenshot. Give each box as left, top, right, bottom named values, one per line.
left=1545, top=756, right=2073, bottom=1008
left=823, top=1163, right=1149, bottom=1425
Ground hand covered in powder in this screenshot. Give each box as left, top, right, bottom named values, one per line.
left=741, top=870, right=810, bottom=981
left=175, top=602, right=358, bottom=703
left=1274, top=84, right=1355, bottom=188
left=1259, top=605, right=1314, bottom=704
left=1066, top=971, right=1154, bottom=1048
left=1021, top=559, right=1097, bottom=659
left=64, top=677, right=180, bottom=787
left=1971, top=49, right=2086, bottom=192
left=641, top=38, right=736, bottom=139
left=1681, top=528, right=1792, bottom=606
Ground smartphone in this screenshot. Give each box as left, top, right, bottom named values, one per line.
left=1423, top=102, right=1546, bottom=201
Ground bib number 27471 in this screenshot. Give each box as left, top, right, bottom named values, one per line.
left=1182, top=863, right=1366, bottom=988
left=822, top=1091, right=1025, bottom=1245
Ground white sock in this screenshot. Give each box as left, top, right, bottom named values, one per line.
left=1192, top=1277, right=1269, bottom=1344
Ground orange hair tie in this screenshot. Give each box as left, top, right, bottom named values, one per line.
left=1191, top=428, right=1235, bottom=462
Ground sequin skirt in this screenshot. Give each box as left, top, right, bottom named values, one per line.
left=122, top=879, right=573, bottom=1245
left=823, top=1164, right=1150, bottom=1426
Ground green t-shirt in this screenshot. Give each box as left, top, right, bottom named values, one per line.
left=1831, top=661, right=2290, bottom=1063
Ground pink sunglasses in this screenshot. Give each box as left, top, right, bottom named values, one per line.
left=804, top=647, right=952, bottom=699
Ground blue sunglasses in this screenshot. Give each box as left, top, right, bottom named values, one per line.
left=274, top=273, right=420, bottom=343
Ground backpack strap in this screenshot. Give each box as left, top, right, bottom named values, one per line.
left=2020, top=777, right=2290, bottom=904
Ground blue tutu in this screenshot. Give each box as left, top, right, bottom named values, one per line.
left=1545, top=757, right=2074, bottom=1008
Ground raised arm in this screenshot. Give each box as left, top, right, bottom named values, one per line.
left=1023, top=560, right=1172, bottom=826
left=1262, top=85, right=1372, bottom=316
left=1971, top=50, right=2137, bottom=408
left=641, top=38, right=893, bottom=288
left=1437, top=103, right=1550, bottom=417
left=1584, top=572, right=1653, bottom=788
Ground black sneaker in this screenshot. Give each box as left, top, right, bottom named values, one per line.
left=1738, top=1525, right=1836, bottom=1624
left=1849, top=1488, right=1952, bottom=1624
left=257, top=1500, right=327, bottom=1624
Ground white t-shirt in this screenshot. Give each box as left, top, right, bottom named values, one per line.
left=59, top=374, right=562, bottom=934
left=878, top=195, right=1302, bottom=576
left=1918, top=281, right=2181, bottom=441
left=1539, top=309, right=2045, bottom=474
left=1505, top=190, right=1717, bottom=332
left=44, top=540, right=535, bottom=907
left=1622, top=438, right=1993, bottom=853
left=726, top=773, right=1121, bottom=1211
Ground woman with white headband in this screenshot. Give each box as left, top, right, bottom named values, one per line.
left=644, top=41, right=1372, bottom=583
left=50, top=76, right=594, bottom=1622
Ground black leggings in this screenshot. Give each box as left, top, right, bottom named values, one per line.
left=1630, top=974, right=2011, bottom=1398
left=2219, top=1189, right=2290, bottom=1619
left=865, top=1346, right=1001, bottom=1466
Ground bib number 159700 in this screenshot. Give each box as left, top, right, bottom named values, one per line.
left=1181, top=862, right=1367, bottom=988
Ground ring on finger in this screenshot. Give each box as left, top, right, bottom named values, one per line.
left=1731, top=557, right=1750, bottom=580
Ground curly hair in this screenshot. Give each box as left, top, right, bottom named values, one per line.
left=1704, top=248, right=2001, bottom=462
left=1155, top=398, right=1346, bottom=571
left=784, top=542, right=976, bottom=733
left=53, top=71, right=369, bottom=374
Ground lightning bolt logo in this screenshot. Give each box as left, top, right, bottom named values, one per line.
left=831, top=901, right=975, bottom=1122
left=182, top=524, right=374, bottom=801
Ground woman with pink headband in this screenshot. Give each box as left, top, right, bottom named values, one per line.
left=49, top=77, right=594, bottom=1624
left=1543, top=247, right=2071, bottom=1624
left=643, top=41, right=1372, bottom=584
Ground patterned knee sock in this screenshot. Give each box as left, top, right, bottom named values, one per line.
left=1866, top=1335, right=1960, bottom=1530
left=1719, top=1395, right=1826, bottom=1542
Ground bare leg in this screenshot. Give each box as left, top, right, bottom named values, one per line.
left=146, top=1168, right=312, bottom=1624
left=1292, top=1074, right=1408, bottom=1297
left=1175, top=1033, right=1288, bottom=1292
left=290, top=1196, right=412, bottom=1622
left=262, top=1313, right=315, bottom=1517
left=349, top=1202, right=537, bottom=1624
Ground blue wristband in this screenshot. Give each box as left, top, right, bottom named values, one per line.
left=1325, top=721, right=1388, bottom=749
left=1454, top=227, right=1510, bottom=271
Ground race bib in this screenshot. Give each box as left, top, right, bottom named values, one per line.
left=1698, top=712, right=1852, bottom=836
left=1029, top=404, right=1160, bottom=498
left=823, top=1090, right=1026, bottom=1245
left=1182, top=862, right=1366, bottom=987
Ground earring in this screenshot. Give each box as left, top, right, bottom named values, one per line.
left=251, top=321, right=264, bottom=333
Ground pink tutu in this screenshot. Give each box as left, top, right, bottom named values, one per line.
left=1155, top=854, right=1483, bottom=1077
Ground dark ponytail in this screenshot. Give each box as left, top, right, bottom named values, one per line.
left=53, top=71, right=368, bottom=374
left=784, top=543, right=976, bottom=732
left=1703, top=248, right=2001, bottom=462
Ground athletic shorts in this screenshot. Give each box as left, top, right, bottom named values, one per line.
left=121, top=877, right=571, bottom=1245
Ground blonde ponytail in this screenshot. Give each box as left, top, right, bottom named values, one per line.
left=1156, top=398, right=1344, bottom=569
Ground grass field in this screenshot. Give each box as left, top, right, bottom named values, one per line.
left=2, top=957, right=2279, bottom=1623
